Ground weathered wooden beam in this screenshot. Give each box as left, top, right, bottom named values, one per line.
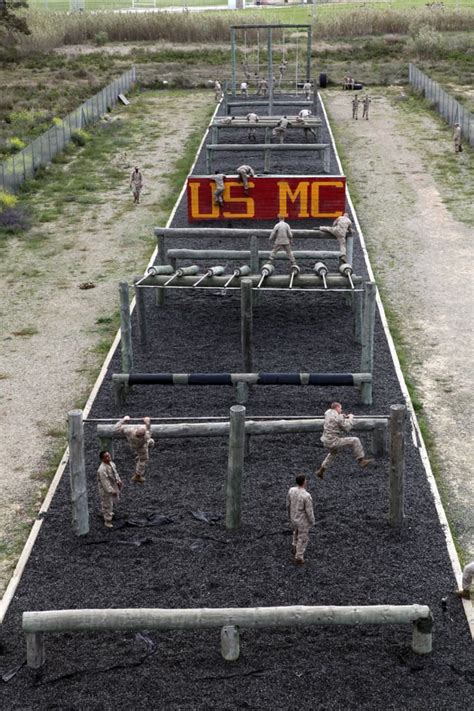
left=389, top=404, right=406, bottom=528
left=226, top=100, right=314, bottom=114
left=68, top=410, right=89, bottom=536
left=207, top=143, right=329, bottom=151
left=166, top=249, right=341, bottom=262
left=119, top=281, right=133, bottom=373
left=360, top=281, right=376, bottom=405
left=221, top=625, right=240, bottom=661
left=23, top=604, right=433, bottom=668
left=133, top=276, right=147, bottom=347
left=155, top=227, right=347, bottom=241
left=114, top=372, right=372, bottom=387
left=241, top=278, right=253, bottom=372
left=213, top=117, right=322, bottom=126
left=226, top=405, right=246, bottom=530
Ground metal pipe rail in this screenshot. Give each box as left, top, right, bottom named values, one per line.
left=206, top=143, right=331, bottom=173
left=113, top=372, right=372, bottom=386
left=23, top=604, right=433, bottom=668
left=139, top=274, right=362, bottom=290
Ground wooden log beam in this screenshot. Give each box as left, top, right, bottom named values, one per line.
left=241, top=279, right=253, bottom=372
left=155, top=227, right=348, bottom=241
left=213, top=117, right=322, bottom=126
left=360, top=281, right=376, bottom=405
left=119, top=281, right=133, bottom=373
left=389, top=404, right=406, bottom=528
left=166, top=249, right=341, bottom=262
left=207, top=143, right=329, bottom=151
left=97, top=415, right=386, bottom=442
left=114, top=372, right=372, bottom=387
left=226, top=100, right=314, bottom=114
left=226, top=405, right=246, bottom=529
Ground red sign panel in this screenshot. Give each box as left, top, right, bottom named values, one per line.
left=187, top=176, right=346, bottom=222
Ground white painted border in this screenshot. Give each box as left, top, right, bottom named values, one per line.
left=318, top=93, right=473, bottom=638
left=0, top=97, right=221, bottom=625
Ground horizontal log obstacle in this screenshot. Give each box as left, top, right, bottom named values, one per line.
left=155, top=228, right=354, bottom=267
left=111, top=371, right=373, bottom=406
left=23, top=603, right=433, bottom=668
left=210, top=118, right=322, bottom=144
left=206, top=143, right=331, bottom=174
left=165, top=248, right=344, bottom=269
left=138, top=273, right=362, bottom=291
left=226, top=99, right=314, bottom=114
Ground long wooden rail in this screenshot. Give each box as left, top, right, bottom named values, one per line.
left=206, top=143, right=331, bottom=173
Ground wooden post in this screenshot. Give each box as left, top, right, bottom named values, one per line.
left=235, top=381, right=249, bottom=404
left=119, top=281, right=133, bottom=373
left=371, top=425, right=386, bottom=458
left=133, top=276, right=147, bottom=347
left=26, top=632, right=45, bottom=669
left=240, top=278, right=253, bottom=372
left=221, top=625, right=240, bottom=661
left=68, top=409, right=89, bottom=536
left=411, top=615, right=433, bottom=654
left=263, top=148, right=271, bottom=173
left=360, top=281, right=376, bottom=405
left=353, top=289, right=363, bottom=345
left=267, top=27, right=273, bottom=116
left=225, top=405, right=246, bottom=530
left=389, top=404, right=406, bottom=528
left=249, top=236, right=260, bottom=305
left=156, top=236, right=166, bottom=305
left=206, top=147, right=212, bottom=174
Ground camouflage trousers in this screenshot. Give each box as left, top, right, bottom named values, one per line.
left=269, top=244, right=296, bottom=264
left=99, top=492, right=116, bottom=523
left=272, top=127, right=286, bottom=144
left=214, top=187, right=224, bottom=205
left=319, top=227, right=347, bottom=257
left=321, top=436, right=364, bottom=469
left=292, top=524, right=311, bottom=561
left=134, top=439, right=154, bottom=477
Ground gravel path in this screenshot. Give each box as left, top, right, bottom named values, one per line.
left=0, top=94, right=472, bottom=710
left=323, top=89, right=473, bottom=560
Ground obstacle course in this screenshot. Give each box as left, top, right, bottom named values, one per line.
left=0, top=30, right=472, bottom=711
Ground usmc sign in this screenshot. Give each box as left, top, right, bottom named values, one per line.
left=187, top=176, right=346, bottom=221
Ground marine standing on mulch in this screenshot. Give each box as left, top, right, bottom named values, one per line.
left=303, top=81, right=312, bottom=100
left=453, top=123, right=462, bottom=153
left=315, top=402, right=374, bottom=479
left=214, top=80, right=223, bottom=101
left=352, top=95, right=360, bottom=120
left=114, top=415, right=155, bottom=484
left=296, top=108, right=316, bottom=141
left=362, top=95, right=371, bottom=120
left=287, top=474, right=315, bottom=565
left=269, top=216, right=297, bottom=266
left=455, top=560, right=474, bottom=599
left=130, top=167, right=143, bottom=204
left=236, top=164, right=255, bottom=193
left=213, top=170, right=226, bottom=206
left=97, top=451, right=122, bottom=529
left=317, top=212, right=353, bottom=264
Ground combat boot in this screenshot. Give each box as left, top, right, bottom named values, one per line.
left=315, top=465, right=326, bottom=479
left=295, top=558, right=305, bottom=566
left=104, top=520, right=113, bottom=529
left=132, top=473, right=146, bottom=484
left=358, top=458, right=374, bottom=469
left=455, top=589, right=471, bottom=600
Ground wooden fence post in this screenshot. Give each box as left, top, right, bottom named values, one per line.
left=156, top=236, right=166, bottom=306
left=360, top=281, right=376, bottom=405
left=353, top=288, right=363, bottom=345
left=68, top=409, right=89, bottom=536
left=225, top=405, right=246, bottom=530
left=389, top=404, right=406, bottom=528
left=119, top=281, right=133, bottom=373
left=26, top=632, right=45, bottom=669
left=133, top=276, right=147, bottom=347
left=221, top=625, right=240, bottom=661
left=241, top=278, right=254, bottom=372
left=411, top=614, right=433, bottom=654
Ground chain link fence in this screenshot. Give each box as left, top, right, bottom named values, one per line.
left=0, top=67, right=136, bottom=194
left=408, top=63, right=473, bottom=148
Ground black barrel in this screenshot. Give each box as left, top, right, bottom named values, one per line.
left=319, top=72, right=328, bottom=89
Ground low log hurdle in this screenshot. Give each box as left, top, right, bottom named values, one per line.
left=154, top=228, right=354, bottom=268
left=23, top=602, right=433, bottom=669
left=225, top=98, right=315, bottom=115
left=111, top=372, right=374, bottom=408
left=206, top=143, right=331, bottom=174
left=211, top=116, right=322, bottom=143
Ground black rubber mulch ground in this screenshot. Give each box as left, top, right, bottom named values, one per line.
left=0, top=96, right=472, bottom=711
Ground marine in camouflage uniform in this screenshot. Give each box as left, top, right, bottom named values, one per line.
left=318, top=212, right=353, bottom=262
left=236, top=164, right=255, bottom=193
left=97, top=451, right=122, bottom=528
left=130, top=167, right=143, bottom=204
left=315, top=402, right=373, bottom=479
left=352, top=95, right=360, bottom=120
left=453, top=123, right=462, bottom=153
left=114, top=415, right=155, bottom=484
left=268, top=216, right=296, bottom=265
left=296, top=109, right=316, bottom=142
left=246, top=112, right=259, bottom=142
left=214, top=80, right=223, bottom=101
left=213, top=171, right=225, bottom=206
left=456, top=560, right=474, bottom=599
left=272, top=116, right=289, bottom=144
left=287, top=474, right=315, bottom=564
left=303, top=81, right=312, bottom=100
left=362, top=95, right=371, bottom=120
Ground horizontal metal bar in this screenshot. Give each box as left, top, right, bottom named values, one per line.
left=142, top=275, right=361, bottom=289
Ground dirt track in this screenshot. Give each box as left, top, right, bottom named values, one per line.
left=323, top=88, right=473, bottom=560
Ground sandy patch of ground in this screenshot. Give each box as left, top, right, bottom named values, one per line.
left=324, top=89, right=473, bottom=560
left=0, top=90, right=213, bottom=592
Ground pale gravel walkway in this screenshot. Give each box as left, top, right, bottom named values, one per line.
left=0, top=91, right=213, bottom=592
left=324, top=89, right=473, bottom=560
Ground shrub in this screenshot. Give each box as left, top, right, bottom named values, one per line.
left=94, top=31, right=109, bottom=47
left=6, top=137, right=26, bottom=154
left=0, top=191, right=18, bottom=210
left=70, top=129, right=91, bottom=147
left=409, top=26, right=447, bottom=59
left=52, top=117, right=63, bottom=126
left=0, top=207, right=31, bottom=234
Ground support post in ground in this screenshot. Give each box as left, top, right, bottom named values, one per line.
left=133, top=276, right=147, bottom=347
left=156, top=235, right=167, bottom=305
left=267, top=27, right=273, bottom=116
left=411, top=614, right=433, bottom=654
left=389, top=404, right=406, bottom=528
left=306, top=26, right=312, bottom=83
left=226, top=405, right=246, bottom=530
left=240, top=278, right=254, bottom=372
left=360, top=281, right=376, bottom=404
left=231, top=29, right=237, bottom=97
left=119, top=281, right=133, bottom=373
left=353, top=288, right=363, bottom=345
left=221, top=625, right=240, bottom=661
left=26, top=632, right=45, bottom=669
left=68, top=409, right=89, bottom=536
